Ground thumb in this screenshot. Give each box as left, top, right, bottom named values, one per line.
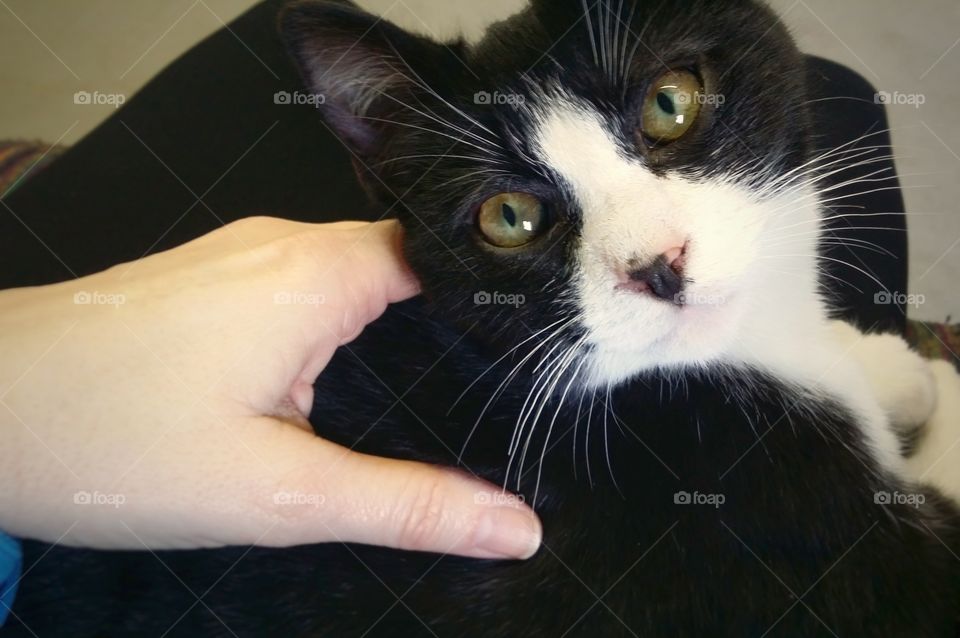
left=245, top=425, right=542, bottom=559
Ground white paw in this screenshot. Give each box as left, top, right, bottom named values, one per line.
left=830, top=321, right=937, bottom=431
left=904, top=360, right=960, bottom=503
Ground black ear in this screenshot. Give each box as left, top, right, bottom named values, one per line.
left=280, top=1, right=462, bottom=160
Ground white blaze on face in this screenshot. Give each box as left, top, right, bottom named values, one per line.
left=530, top=98, right=823, bottom=387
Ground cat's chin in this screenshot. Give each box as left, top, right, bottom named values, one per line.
left=582, top=296, right=744, bottom=387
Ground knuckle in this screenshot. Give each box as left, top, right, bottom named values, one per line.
left=224, top=215, right=275, bottom=237
left=395, top=472, right=449, bottom=550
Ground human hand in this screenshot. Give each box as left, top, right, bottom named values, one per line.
left=0, top=218, right=541, bottom=560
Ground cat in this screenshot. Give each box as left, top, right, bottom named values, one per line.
left=7, top=0, right=960, bottom=636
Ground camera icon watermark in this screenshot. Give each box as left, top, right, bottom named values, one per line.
left=874, top=91, right=926, bottom=109
left=73, top=290, right=126, bottom=308
left=274, top=90, right=326, bottom=106
left=874, top=490, right=925, bottom=508
left=474, top=491, right=526, bottom=507
left=73, top=90, right=126, bottom=109
left=675, top=91, right=725, bottom=107
left=274, top=291, right=326, bottom=307
left=674, top=490, right=726, bottom=509
left=874, top=291, right=925, bottom=309
left=272, top=490, right=326, bottom=508
left=674, top=291, right=726, bottom=307
left=474, top=291, right=526, bottom=308
left=73, top=490, right=126, bottom=508
left=473, top=91, right=525, bottom=109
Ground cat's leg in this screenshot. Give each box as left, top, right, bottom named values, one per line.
left=831, top=320, right=960, bottom=502
left=830, top=320, right=937, bottom=433
left=904, top=360, right=960, bottom=503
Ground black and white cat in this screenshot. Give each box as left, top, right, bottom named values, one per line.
left=8, top=0, right=960, bottom=636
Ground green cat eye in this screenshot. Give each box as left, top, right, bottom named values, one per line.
left=477, top=192, right=548, bottom=248
left=640, top=69, right=704, bottom=144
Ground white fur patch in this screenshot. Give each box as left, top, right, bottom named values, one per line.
left=529, top=96, right=905, bottom=475
left=906, top=361, right=960, bottom=503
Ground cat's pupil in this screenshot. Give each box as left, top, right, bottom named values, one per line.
left=657, top=91, right=676, bottom=115
left=501, top=203, right=517, bottom=227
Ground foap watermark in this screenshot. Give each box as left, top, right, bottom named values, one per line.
left=675, top=291, right=726, bottom=307
left=73, top=90, right=126, bottom=109
left=73, top=290, right=126, bottom=308
left=676, top=91, right=725, bottom=107
left=674, top=490, right=726, bottom=509
left=274, top=90, right=326, bottom=106
left=274, top=291, right=326, bottom=307
left=474, top=291, right=526, bottom=308
left=874, top=91, right=926, bottom=108
left=73, top=490, right=126, bottom=508
left=474, top=91, right=525, bottom=108
left=474, top=491, right=526, bottom=507
left=874, top=490, right=926, bottom=509
left=874, top=291, right=925, bottom=309
left=273, top=490, right=326, bottom=508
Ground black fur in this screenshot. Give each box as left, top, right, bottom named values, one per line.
left=7, top=1, right=960, bottom=636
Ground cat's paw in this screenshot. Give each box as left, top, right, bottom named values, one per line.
left=831, top=321, right=937, bottom=432
left=904, top=360, right=960, bottom=503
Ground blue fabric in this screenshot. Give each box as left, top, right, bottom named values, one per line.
left=0, top=532, right=21, bottom=627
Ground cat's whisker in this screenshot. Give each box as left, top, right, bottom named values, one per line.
left=621, top=0, right=665, bottom=89
left=752, top=143, right=899, bottom=201
left=360, top=105, right=501, bottom=157
left=762, top=228, right=901, bottom=256
left=767, top=264, right=863, bottom=293
left=372, top=68, right=501, bottom=150
left=818, top=240, right=896, bottom=258
left=759, top=253, right=890, bottom=292
left=766, top=177, right=925, bottom=221
left=762, top=222, right=909, bottom=243
left=571, top=358, right=593, bottom=481
left=759, top=143, right=895, bottom=192
left=510, top=335, right=578, bottom=459
left=764, top=127, right=896, bottom=185
left=786, top=210, right=915, bottom=230
left=457, top=317, right=575, bottom=463
left=381, top=42, right=500, bottom=140
left=503, top=321, right=579, bottom=455
left=443, top=168, right=511, bottom=186
left=506, top=336, right=578, bottom=489
left=531, top=337, right=590, bottom=506
left=599, top=0, right=610, bottom=81
left=450, top=316, right=571, bottom=416
left=762, top=152, right=900, bottom=201
left=617, top=0, right=638, bottom=82
left=581, top=0, right=600, bottom=66
left=762, top=157, right=900, bottom=212
left=373, top=154, right=507, bottom=167
left=603, top=385, right=623, bottom=495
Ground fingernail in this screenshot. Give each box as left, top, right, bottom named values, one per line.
left=472, top=506, right=542, bottom=560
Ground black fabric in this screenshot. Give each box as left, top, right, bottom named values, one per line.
left=0, top=1, right=907, bottom=334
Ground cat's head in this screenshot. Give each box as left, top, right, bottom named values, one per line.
left=282, top=0, right=815, bottom=387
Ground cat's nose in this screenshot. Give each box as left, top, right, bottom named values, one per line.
left=622, top=248, right=686, bottom=303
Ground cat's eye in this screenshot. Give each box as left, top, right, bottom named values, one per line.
left=477, top=192, right=548, bottom=248
left=640, top=69, right=704, bottom=145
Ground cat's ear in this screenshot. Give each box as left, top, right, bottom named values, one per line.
left=280, top=1, right=459, bottom=159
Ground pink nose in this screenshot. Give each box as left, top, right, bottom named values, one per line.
left=619, top=245, right=688, bottom=303
left=662, top=245, right=686, bottom=270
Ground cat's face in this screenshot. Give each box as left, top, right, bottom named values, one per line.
left=284, top=0, right=814, bottom=387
